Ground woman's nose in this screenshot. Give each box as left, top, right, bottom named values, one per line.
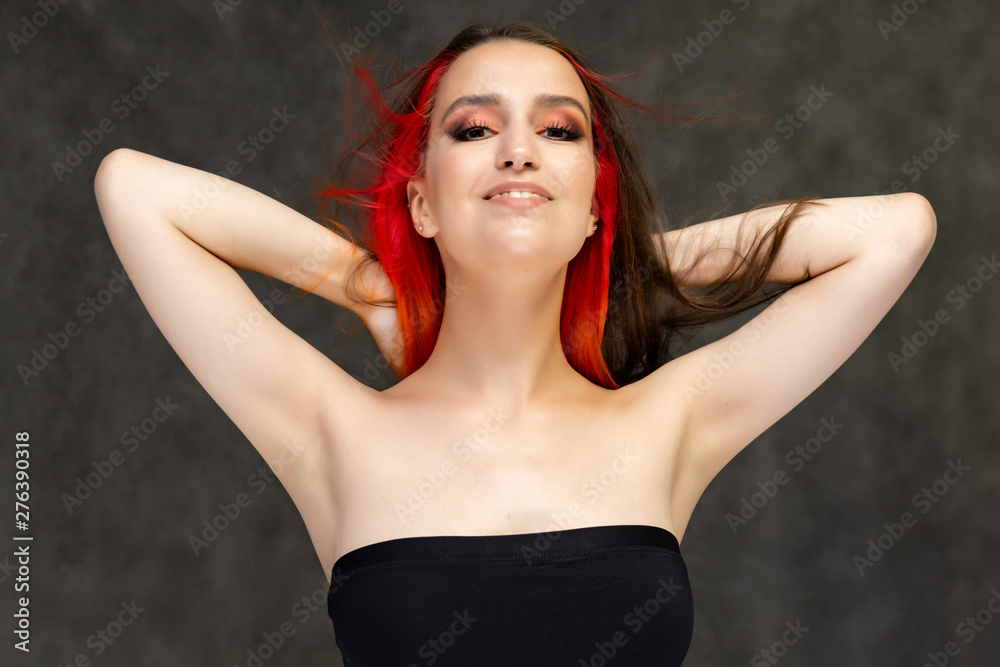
left=496, top=123, right=539, bottom=170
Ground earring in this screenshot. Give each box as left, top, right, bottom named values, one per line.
left=591, top=223, right=598, bottom=232
left=418, top=225, right=424, bottom=232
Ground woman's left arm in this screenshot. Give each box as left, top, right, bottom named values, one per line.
left=648, top=193, right=936, bottom=518
left=657, top=193, right=931, bottom=288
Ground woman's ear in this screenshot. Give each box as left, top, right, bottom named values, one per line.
left=587, top=193, right=599, bottom=235
left=407, top=179, right=436, bottom=236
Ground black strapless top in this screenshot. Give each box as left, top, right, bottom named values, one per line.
left=327, top=524, right=694, bottom=666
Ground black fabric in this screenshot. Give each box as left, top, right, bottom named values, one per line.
left=327, top=524, right=693, bottom=666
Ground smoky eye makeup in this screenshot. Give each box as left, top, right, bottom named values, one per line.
left=446, top=115, right=585, bottom=142
left=446, top=117, right=493, bottom=140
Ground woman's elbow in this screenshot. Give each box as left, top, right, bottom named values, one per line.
left=94, top=149, right=146, bottom=219
left=95, top=148, right=145, bottom=229
left=95, top=149, right=126, bottom=198
left=863, top=192, right=937, bottom=258
left=894, top=191, right=937, bottom=248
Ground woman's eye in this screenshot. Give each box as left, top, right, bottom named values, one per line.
left=449, top=121, right=584, bottom=142
left=543, top=123, right=584, bottom=141
left=450, top=122, right=493, bottom=141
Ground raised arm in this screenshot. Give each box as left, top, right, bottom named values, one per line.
left=656, top=197, right=828, bottom=288
left=645, top=193, right=937, bottom=529
left=94, top=148, right=378, bottom=495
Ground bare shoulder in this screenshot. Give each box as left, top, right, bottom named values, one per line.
left=607, top=366, right=697, bottom=535
left=282, top=363, right=382, bottom=582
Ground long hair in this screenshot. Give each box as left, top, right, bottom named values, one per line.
left=311, top=20, right=821, bottom=389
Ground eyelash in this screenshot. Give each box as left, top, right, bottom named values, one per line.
left=449, top=119, right=584, bottom=142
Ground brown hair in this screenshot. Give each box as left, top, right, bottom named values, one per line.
left=313, top=20, right=821, bottom=387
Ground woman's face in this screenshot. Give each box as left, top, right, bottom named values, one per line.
left=407, top=40, right=599, bottom=278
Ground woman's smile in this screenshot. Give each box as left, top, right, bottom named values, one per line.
left=484, top=191, right=552, bottom=209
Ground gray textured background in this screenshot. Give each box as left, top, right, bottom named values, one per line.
left=1, top=0, right=997, bottom=665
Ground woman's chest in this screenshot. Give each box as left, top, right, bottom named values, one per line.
left=325, top=392, right=686, bottom=558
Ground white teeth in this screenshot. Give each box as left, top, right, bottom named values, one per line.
left=490, top=191, right=546, bottom=199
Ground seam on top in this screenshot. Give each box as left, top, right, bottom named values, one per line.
left=333, top=544, right=687, bottom=580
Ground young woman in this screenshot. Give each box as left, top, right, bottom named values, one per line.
left=94, top=20, right=935, bottom=667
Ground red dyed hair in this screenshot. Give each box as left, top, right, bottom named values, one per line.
left=313, top=21, right=821, bottom=389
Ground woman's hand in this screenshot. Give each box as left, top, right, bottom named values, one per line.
left=353, top=258, right=406, bottom=378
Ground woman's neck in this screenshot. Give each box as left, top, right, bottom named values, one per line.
left=397, top=268, right=591, bottom=414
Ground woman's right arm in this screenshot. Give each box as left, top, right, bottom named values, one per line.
left=93, top=148, right=373, bottom=486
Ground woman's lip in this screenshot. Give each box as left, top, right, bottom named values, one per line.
left=484, top=194, right=551, bottom=208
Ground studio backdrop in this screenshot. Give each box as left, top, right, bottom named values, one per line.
left=1, top=0, right=997, bottom=665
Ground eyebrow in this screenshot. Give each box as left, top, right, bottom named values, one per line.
left=439, top=92, right=591, bottom=128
